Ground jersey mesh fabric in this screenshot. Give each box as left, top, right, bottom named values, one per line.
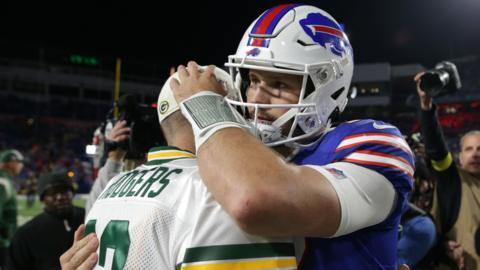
left=125, top=203, right=183, bottom=269
left=87, top=199, right=192, bottom=270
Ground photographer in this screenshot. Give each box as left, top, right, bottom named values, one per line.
left=85, top=94, right=164, bottom=213
left=85, top=120, right=139, bottom=213
left=415, top=63, right=480, bottom=269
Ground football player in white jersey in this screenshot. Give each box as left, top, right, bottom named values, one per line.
left=61, top=69, right=297, bottom=270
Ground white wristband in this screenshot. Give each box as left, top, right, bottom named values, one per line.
left=180, top=91, right=250, bottom=152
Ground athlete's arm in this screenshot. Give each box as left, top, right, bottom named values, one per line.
left=199, top=130, right=396, bottom=237
left=199, top=128, right=341, bottom=237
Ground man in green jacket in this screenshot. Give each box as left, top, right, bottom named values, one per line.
left=0, top=149, right=24, bottom=269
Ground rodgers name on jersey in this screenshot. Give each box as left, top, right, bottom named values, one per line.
left=86, top=147, right=297, bottom=270
left=97, top=166, right=182, bottom=200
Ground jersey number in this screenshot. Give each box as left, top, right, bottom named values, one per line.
left=85, top=220, right=131, bottom=270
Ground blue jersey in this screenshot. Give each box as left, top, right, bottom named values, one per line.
left=293, top=119, right=414, bottom=270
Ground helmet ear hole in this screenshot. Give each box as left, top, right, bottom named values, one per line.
left=330, top=87, right=345, bottom=100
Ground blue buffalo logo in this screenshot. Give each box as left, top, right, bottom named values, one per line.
left=246, top=47, right=261, bottom=57
left=299, top=13, right=351, bottom=57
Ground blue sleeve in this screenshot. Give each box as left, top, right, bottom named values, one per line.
left=397, top=215, right=437, bottom=267
left=333, top=120, right=414, bottom=193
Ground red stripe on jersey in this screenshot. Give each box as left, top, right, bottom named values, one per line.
left=343, top=158, right=414, bottom=179
left=355, top=150, right=414, bottom=171
left=343, top=132, right=403, bottom=141
left=336, top=140, right=412, bottom=155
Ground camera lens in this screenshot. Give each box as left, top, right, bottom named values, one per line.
left=420, top=71, right=450, bottom=92
left=420, top=71, right=448, bottom=91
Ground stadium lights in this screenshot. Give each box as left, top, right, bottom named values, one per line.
left=85, top=144, right=97, bottom=155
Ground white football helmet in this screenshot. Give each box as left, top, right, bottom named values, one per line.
left=225, top=4, right=354, bottom=149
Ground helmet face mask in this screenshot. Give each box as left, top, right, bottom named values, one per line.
left=225, top=4, right=354, bottom=150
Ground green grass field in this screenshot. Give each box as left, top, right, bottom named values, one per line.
left=16, top=195, right=87, bottom=226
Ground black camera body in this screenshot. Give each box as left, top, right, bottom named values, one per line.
left=105, top=94, right=165, bottom=159
left=420, top=61, right=462, bottom=98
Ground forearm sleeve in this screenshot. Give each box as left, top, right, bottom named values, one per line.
left=420, top=106, right=461, bottom=233
left=420, top=105, right=449, bottom=163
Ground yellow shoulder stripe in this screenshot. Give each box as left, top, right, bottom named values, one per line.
left=148, top=151, right=195, bottom=161
left=180, top=257, right=296, bottom=270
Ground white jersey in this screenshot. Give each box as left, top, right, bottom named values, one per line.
left=86, top=146, right=297, bottom=270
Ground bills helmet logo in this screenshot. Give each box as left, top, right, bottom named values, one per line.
left=246, top=48, right=261, bottom=57
left=300, top=13, right=351, bottom=57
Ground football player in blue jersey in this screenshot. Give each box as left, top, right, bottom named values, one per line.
left=60, top=4, right=413, bottom=270
left=171, top=4, right=414, bottom=270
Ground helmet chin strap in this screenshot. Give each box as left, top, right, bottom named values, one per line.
left=251, top=103, right=299, bottom=144
left=271, top=92, right=317, bottom=133
left=252, top=92, right=320, bottom=145
left=272, top=107, right=299, bottom=129
left=251, top=120, right=282, bottom=143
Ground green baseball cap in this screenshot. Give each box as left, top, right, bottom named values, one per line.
left=0, top=149, right=24, bottom=163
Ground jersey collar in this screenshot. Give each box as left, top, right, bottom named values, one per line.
left=145, top=146, right=195, bottom=166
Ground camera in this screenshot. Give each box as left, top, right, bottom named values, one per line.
left=105, top=94, right=165, bottom=159
left=419, top=61, right=462, bottom=98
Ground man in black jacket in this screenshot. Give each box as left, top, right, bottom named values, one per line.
left=8, top=171, right=85, bottom=270
left=415, top=72, right=480, bottom=269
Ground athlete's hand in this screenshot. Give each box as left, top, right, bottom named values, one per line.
left=170, top=61, right=227, bottom=104
left=60, top=224, right=99, bottom=270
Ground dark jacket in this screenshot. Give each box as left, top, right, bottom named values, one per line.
left=7, top=206, right=85, bottom=270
